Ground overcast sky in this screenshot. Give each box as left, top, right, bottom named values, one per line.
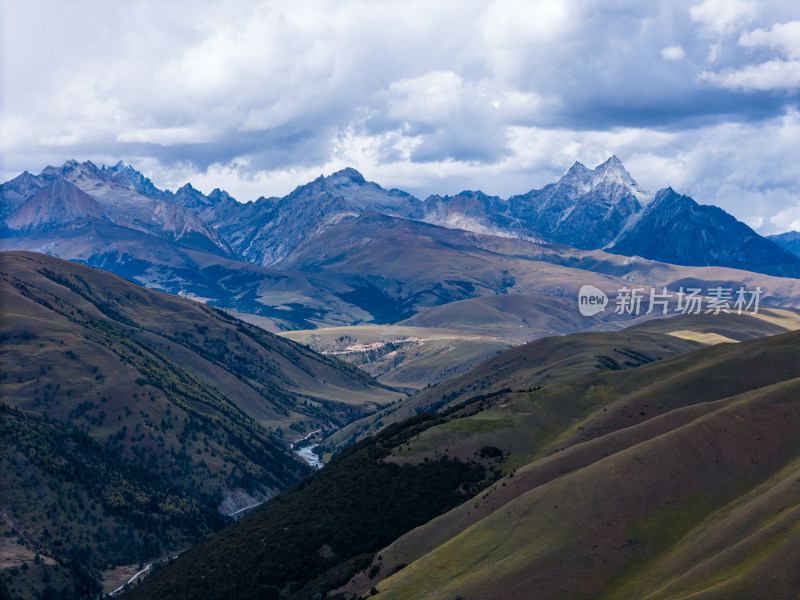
left=2, top=0, right=799, bottom=233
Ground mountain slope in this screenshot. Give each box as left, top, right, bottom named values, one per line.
left=281, top=210, right=800, bottom=317
left=0, top=406, right=226, bottom=600
left=280, top=324, right=515, bottom=391
left=123, top=409, right=499, bottom=600
left=0, top=251, right=396, bottom=598
left=1, top=160, right=232, bottom=256
left=419, top=190, right=538, bottom=239
left=0, top=251, right=395, bottom=448
left=349, top=327, right=800, bottom=600
left=610, top=187, right=800, bottom=274
left=5, top=179, right=105, bottom=231
left=321, top=308, right=799, bottom=452
left=128, top=324, right=800, bottom=600
left=4, top=159, right=800, bottom=341
left=0, top=221, right=417, bottom=331
left=374, top=377, right=800, bottom=600
left=769, top=230, right=800, bottom=259
left=507, top=155, right=650, bottom=249
left=209, top=167, right=419, bottom=266
left=102, top=160, right=171, bottom=200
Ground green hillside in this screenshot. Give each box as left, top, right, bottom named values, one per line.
left=321, top=309, right=799, bottom=454
left=281, top=212, right=800, bottom=315
left=0, top=406, right=223, bottom=599
left=348, top=329, right=800, bottom=600
left=396, top=293, right=613, bottom=341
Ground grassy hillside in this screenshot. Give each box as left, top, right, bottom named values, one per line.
left=7, top=211, right=800, bottom=341
left=321, top=309, right=799, bottom=453
left=396, top=293, right=615, bottom=341
left=281, top=212, right=800, bottom=312
left=0, top=224, right=393, bottom=330
left=0, top=251, right=394, bottom=599
left=280, top=325, right=514, bottom=390
left=344, top=328, right=800, bottom=599
left=373, top=380, right=800, bottom=600
left=319, top=324, right=698, bottom=453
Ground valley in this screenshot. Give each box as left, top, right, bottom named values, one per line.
left=126, top=320, right=800, bottom=600
left=0, top=251, right=394, bottom=599
left=280, top=325, right=515, bottom=391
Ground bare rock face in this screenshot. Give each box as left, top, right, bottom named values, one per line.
left=414, top=156, right=649, bottom=249
left=2, top=160, right=232, bottom=255
left=610, top=187, right=800, bottom=269
left=506, top=155, right=650, bottom=249
left=6, top=179, right=105, bottom=231
left=210, top=167, right=421, bottom=266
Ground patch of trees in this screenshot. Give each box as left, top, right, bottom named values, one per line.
left=126, top=411, right=498, bottom=600
left=0, top=404, right=231, bottom=599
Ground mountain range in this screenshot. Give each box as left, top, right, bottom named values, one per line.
left=3, top=157, right=800, bottom=344
left=3, top=156, right=798, bottom=272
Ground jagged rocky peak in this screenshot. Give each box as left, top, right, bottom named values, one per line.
left=0, top=170, right=47, bottom=199
left=42, top=159, right=92, bottom=177
left=325, top=167, right=367, bottom=186
left=450, top=190, right=500, bottom=201
left=207, top=188, right=236, bottom=204
left=647, top=187, right=692, bottom=209
left=282, top=166, right=418, bottom=215
left=174, top=182, right=214, bottom=208
left=103, top=161, right=167, bottom=199
left=563, top=160, right=591, bottom=178
left=594, top=155, right=636, bottom=183
left=609, top=185, right=800, bottom=269
left=6, top=178, right=105, bottom=230
left=557, top=155, right=644, bottom=198
left=104, top=160, right=139, bottom=180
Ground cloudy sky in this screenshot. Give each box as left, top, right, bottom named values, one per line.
left=2, top=0, right=799, bottom=233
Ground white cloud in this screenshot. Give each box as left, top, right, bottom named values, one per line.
left=771, top=206, right=800, bottom=232
left=689, top=0, right=758, bottom=37
left=661, top=45, right=686, bottom=61
left=117, top=127, right=216, bottom=145
left=387, top=71, right=466, bottom=124
left=706, top=41, right=722, bottom=63
left=700, top=20, right=800, bottom=92
left=745, top=215, right=764, bottom=229
left=134, top=108, right=800, bottom=240
left=701, top=59, right=800, bottom=91
left=481, top=0, right=573, bottom=82
left=739, top=20, right=800, bottom=59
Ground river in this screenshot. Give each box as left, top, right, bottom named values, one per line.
left=295, top=444, right=324, bottom=469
